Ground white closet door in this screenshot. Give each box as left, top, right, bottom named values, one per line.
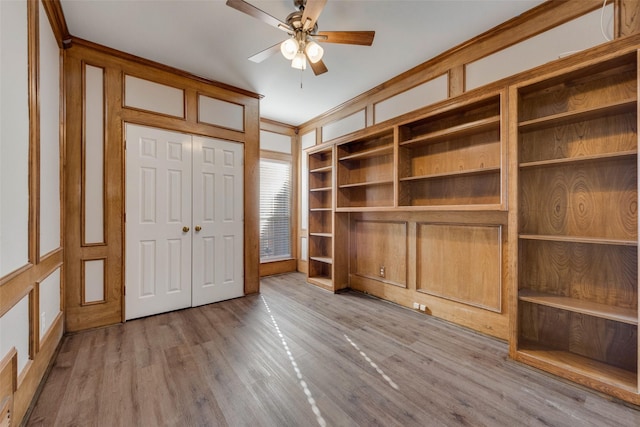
left=125, top=124, right=192, bottom=320
left=192, top=136, right=244, bottom=306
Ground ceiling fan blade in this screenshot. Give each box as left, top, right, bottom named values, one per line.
left=301, top=0, right=327, bottom=31
left=226, top=0, right=291, bottom=32
left=248, top=42, right=282, bottom=63
left=316, top=31, right=375, bottom=46
left=309, top=58, right=328, bottom=76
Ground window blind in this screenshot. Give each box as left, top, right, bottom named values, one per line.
left=260, top=158, right=292, bottom=261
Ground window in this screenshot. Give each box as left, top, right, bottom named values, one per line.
left=260, top=157, right=292, bottom=261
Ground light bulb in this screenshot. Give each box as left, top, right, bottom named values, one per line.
left=305, top=41, right=324, bottom=63
left=291, top=51, right=307, bottom=70
left=280, top=38, right=299, bottom=60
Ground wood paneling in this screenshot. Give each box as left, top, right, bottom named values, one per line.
left=417, top=224, right=502, bottom=312
left=0, top=3, right=65, bottom=425
left=298, top=1, right=611, bottom=135
left=0, top=349, right=16, bottom=426
left=352, top=220, right=407, bottom=288
left=64, top=40, right=261, bottom=331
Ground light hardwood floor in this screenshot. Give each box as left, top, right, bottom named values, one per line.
left=27, top=273, right=640, bottom=426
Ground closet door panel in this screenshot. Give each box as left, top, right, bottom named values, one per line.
left=125, top=124, right=192, bottom=320
left=192, top=136, right=244, bottom=306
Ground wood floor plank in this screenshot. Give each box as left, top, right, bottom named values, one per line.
left=27, top=272, right=640, bottom=426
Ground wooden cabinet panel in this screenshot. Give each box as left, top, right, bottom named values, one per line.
left=352, top=220, right=407, bottom=287
left=417, top=224, right=502, bottom=312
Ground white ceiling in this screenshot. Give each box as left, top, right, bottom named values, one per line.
left=59, top=0, right=544, bottom=126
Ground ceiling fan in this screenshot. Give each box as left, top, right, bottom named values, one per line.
left=226, top=0, right=375, bottom=75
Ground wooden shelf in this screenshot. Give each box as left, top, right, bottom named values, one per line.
left=309, top=232, right=332, bottom=237
left=309, top=165, right=332, bottom=173
left=400, top=116, right=500, bottom=147
left=307, top=276, right=333, bottom=290
left=515, top=50, right=639, bottom=406
left=518, top=98, right=637, bottom=132
left=338, top=144, right=394, bottom=161
left=309, top=207, right=332, bottom=212
left=339, top=179, right=393, bottom=189
left=517, top=346, right=638, bottom=395
left=519, top=234, right=637, bottom=246
left=309, top=256, right=332, bottom=264
left=399, top=166, right=500, bottom=182
left=309, top=186, right=332, bottom=192
left=519, top=289, right=638, bottom=325
left=519, top=150, right=637, bottom=169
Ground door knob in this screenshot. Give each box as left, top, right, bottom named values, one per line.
left=182, top=226, right=190, bottom=232
left=195, top=225, right=202, bottom=232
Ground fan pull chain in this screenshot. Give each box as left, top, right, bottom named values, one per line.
left=300, top=68, right=304, bottom=89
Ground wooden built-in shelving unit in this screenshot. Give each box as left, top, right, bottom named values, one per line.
left=512, top=51, right=639, bottom=404
left=336, top=129, right=395, bottom=210
left=307, top=144, right=348, bottom=291
left=305, top=39, right=640, bottom=406
left=398, top=94, right=503, bottom=208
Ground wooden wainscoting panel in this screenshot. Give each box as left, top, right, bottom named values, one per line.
left=0, top=349, right=16, bottom=426
left=352, top=220, right=407, bottom=287
left=417, top=223, right=502, bottom=312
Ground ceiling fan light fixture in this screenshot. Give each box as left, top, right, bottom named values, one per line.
left=280, top=38, right=299, bottom=60
left=305, top=41, right=324, bottom=63
left=291, top=51, right=307, bottom=70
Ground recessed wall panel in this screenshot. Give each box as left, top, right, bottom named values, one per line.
left=374, top=74, right=448, bottom=124
left=300, top=130, right=316, bottom=231
left=0, top=295, right=29, bottom=375
left=198, top=95, right=244, bottom=131
left=39, top=1, right=62, bottom=254
left=353, top=220, right=407, bottom=287
left=83, top=64, right=104, bottom=245
left=124, top=75, right=184, bottom=118
left=39, top=267, right=61, bottom=340
left=417, top=224, right=502, bottom=312
left=83, top=259, right=104, bottom=304
left=260, top=130, right=291, bottom=153
left=300, top=237, right=308, bottom=260
left=466, top=7, right=613, bottom=90
left=322, top=110, right=366, bottom=142
left=0, top=0, right=29, bottom=276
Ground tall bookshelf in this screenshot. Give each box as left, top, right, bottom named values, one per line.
left=307, top=144, right=348, bottom=291
left=512, top=51, right=639, bottom=404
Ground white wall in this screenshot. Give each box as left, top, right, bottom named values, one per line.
left=466, top=6, right=613, bottom=90
left=0, top=0, right=30, bottom=276
left=39, top=0, right=61, bottom=256
left=299, top=130, right=316, bottom=261
left=260, top=130, right=291, bottom=154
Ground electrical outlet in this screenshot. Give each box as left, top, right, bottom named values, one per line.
left=379, top=265, right=385, bottom=278
left=419, top=304, right=426, bottom=312
left=412, top=302, right=420, bottom=310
